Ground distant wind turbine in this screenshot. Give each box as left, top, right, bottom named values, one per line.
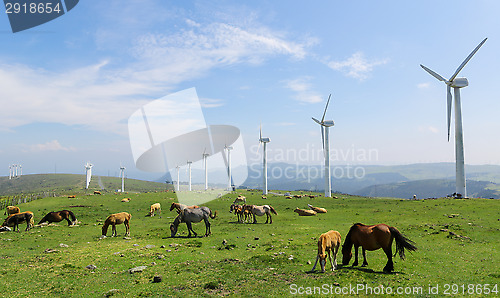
left=202, top=149, right=210, bottom=191
left=187, top=161, right=192, bottom=191
left=420, top=37, right=487, bottom=198
left=84, top=162, right=93, bottom=189
left=224, top=145, right=233, bottom=191
left=120, top=164, right=126, bottom=192
left=312, top=94, right=334, bottom=198
left=258, top=124, right=270, bottom=195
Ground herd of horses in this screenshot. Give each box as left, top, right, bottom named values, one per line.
left=1, top=195, right=418, bottom=273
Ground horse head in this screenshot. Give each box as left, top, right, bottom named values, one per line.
left=170, top=223, right=178, bottom=237
left=319, top=253, right=328, bottom=273
left=341, top=244, right=352, bottom=265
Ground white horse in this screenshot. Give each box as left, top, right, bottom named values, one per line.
left=244, top=205, right=277, bottom=224
left=170, top=207, right=217, bottom=237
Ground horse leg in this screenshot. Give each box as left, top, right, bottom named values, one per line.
left=265, top=212, right=269, bottom=224
left=311, top=255, right=319, bottom=272
left=111, top=224, right=116, bottom=237
left=204, top=218, right=211, bottom=237
left=252, top=213, right=257, bottom=224
left=328, top=250, right=335, bottom=272
left=65, top=215, right=72, bottom=226
left=383, top=247, right=394, bottom=273
left=352, top=245, right=359, bottom=266
left=333, top=244, right=338, bottom=269
left=186, top=222, right=197, bottom=237
left=125, top=220, right=130, bottom=236
left=361, top=248, right=368, bottom=267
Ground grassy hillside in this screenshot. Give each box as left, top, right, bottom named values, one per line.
left=0, top=191, right=498, bottom=297
left=0, top=174, right=173, bottom=196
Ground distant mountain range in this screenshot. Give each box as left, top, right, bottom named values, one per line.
left=166, top=162, right=500, bottom=199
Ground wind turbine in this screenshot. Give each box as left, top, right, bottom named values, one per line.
left=84, top=162, right=93, bottom=189
left=258, top=124, right=270, bottom=195
left=120, top=164, right=126, bottom=192
left=312, top=94, right=334, bottom=198
left=175, top=165, right=180, bottom=192
left=224, top=145, right=233, bottom=191
left=420, top=37, right=487, bottom=198
left=202, top=149, right=210, bottom=191
left=187, top=161, right=192, bottom=191
left=9, top=165, right=12, bottom=179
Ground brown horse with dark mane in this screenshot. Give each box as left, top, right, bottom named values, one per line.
left=342, top=223, right=417, bottom=272
left=2, top=211, right=34, bottom=232
left=38, top=210, right=77, bottom=226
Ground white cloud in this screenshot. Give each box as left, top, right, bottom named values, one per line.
left=327, top=52, right=388, bottom=80
left=283, top=77, right=323, bottom=104
left=0, top=20, right=311, bottom=134
left=27, top=140, right=76, bottom=152
left=417, top=82, right=431, bottom=89
left=200, top=98, right=224, bottom=108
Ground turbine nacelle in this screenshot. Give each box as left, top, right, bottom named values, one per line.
left=449, top=78, right=468, bottom=88
left=260, top=137, right=270, bottom=143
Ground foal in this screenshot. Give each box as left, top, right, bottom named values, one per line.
left=310, top=230, right=341, bottom=273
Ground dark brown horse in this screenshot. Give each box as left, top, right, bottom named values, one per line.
left=2, top=211, right=34, bottom=232
left=342, top=223, right=417, bottom=272
left=38, top=210, right=77, bottom=226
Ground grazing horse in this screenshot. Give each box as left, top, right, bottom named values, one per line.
left=229, top=204, right=244, bottom=223
left=2, top=211, right=34, bottom=232
left=38, top=210, right=77, bottom=226
left=4, top=206, right=20, bottom=216
left=342, top=223, right=417, bottom=272
left=244, top=205, right=277, bottom=224
left=169, top=202, right=199, bottom=214
left=101, top=212, right=131, bottom=237
left=170, top=207, right=217, bottom=237
left=310, top=230, right=342, bottom=273
left=149, top=203, right=161, bottom=217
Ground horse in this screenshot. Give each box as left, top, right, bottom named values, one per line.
left=244, top=205, right=277, bottom=224
left=169, top=202, right=199, bottom=214
left=2, top=211, right=34, bottom=232
left=342, top=223, right=417, bottom=272
left=229, top=204, right=244, bottom=223
left=170, top=207, right=217, bottom=237
left=310, top=230, right=342, bottom=273
left=38, top=210, right=77, bottom=226
left=149, top=203, right=161, bottom=217
left=294, top=207, right=316, bottom=216
left=307, top=204, right=327, bottom=213
left=101, top=212, right=131, bottom=238
left=4, top=206, right=20, bottom=216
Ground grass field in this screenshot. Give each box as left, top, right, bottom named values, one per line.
left=0, top=191, right=499, bottom=297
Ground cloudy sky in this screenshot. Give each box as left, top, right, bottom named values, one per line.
left=1, top=0, right=499, bottom=181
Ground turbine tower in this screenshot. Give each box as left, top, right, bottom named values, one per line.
left=9, top=165, right=12, bottom=179
left=187, top=161, right=192, bottom=191
left=202, top=149, right=210, bottom=191
left=312, top=94, right=334, bottom=198
left=225, top=145, right=233, bottom=191
left=420, top=37, right=487, bottom=198
left=120, top=165, right=126, bottom=192
left=84, top=162, right=93, bottom=189
left=259, top=124, right=270, bottom=195
left=175, top=165, right=180, bottom=192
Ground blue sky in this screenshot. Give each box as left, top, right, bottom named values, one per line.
left=1, top=0, right=499, bottom=181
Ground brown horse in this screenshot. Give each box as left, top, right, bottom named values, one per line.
left=310, top=230, right=342, bottom=273
left=4, top=206, right=20, bottom=216
left=2, top=211, right=34, bottom=232
left=243, top=205, right=277, bottom=224
left=169, top=202, right=199, bottom=214
left=101, top=212, right=131, bottom=238
left=342, top=223, right=417, bottom=272
left=38, top=210, right=77, bottom=226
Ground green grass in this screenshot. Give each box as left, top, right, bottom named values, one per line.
left=0, top=191, right=498, bottom=297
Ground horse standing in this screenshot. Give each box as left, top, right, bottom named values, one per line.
left=2, top=211, right=34, bottom=232
left=149, top=203, right=161, bottom=217
left=4, top=206, right=20, bottom=216
left=310, top=230, right=341, bottom=273
left=244, top=205, right=277, bottom=224
left=38, top=210, right=77, bottom=226
left=170, top=207, right=217, bottom=237
left=342, top=223, right=417, bottom=272
left=101, top=212, right=131, bottom=237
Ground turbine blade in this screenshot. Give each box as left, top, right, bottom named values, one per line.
left=321, top=94, right=332, bottom=123
left=420, top=64, right=447, bottom=82
left=449, top=37, right=487, bottom=82
left=259, top=123, right=262, bottom=140
left=312, top=117, right=322, bottom=125
left=321, top=125, right=325, bottom=154
left=447, top=85, right=452, bottom=142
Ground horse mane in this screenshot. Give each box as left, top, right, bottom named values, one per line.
left=342, top=223, right=364, bottom=250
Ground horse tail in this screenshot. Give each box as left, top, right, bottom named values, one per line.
left=210, top=210, right=218, bottom=219
left=270, top=206, right=278, bottom=215
left=389, top=226, right=417, bottom=260
left=67, top=210, right=77, bottom=223
left=28, top=212, right=34, bottom=230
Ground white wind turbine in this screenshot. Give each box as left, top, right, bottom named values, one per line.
left=175, top=165, right=180, bottom=192
left=312, top=94, right=334, bottom=198
left=258, top=124, right=270, bottom=195
left=420, top=37, right=487, bottom=198
left=224, top=145, right=233, bottom=191
left=187, top=161, right=192, bottom=191
left=202, top=149, right=210, bottom=191
left=120, top=164, right=126, bottom=192
left=84, top=162, right=93, bottom=189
